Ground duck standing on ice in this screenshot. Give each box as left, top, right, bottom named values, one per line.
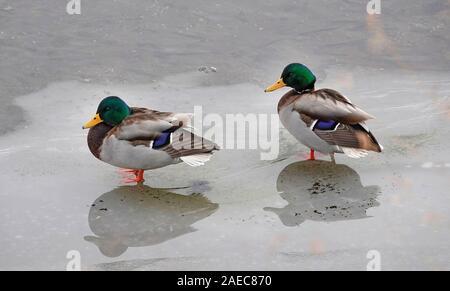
left=265, top=63, right=382, bottom=161
left=83, top=96, right=219, bottom=183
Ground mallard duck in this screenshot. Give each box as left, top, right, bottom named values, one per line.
left=82, top=96, right=219, bottom=183
left=265, top=63, right=382, bottom=161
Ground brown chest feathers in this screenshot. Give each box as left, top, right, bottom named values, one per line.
left=277, top=89, right=303, bottom=113
left=87, top=123, right=113, bottom=159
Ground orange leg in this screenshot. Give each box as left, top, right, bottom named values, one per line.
left=120, top=169, right=145, bottom=184
left=309, top=149, right=316, bottom=160
left=135, top=170, right=145, bottom=183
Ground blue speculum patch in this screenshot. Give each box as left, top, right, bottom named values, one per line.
left=314, top=120, right=339, bottom=131
left=152, top=131, right=172, bottom=149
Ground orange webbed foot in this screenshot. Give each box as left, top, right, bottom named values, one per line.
left=119, top=169, right=145, bottom=184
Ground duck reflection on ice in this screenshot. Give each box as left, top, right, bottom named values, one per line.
left=84, top=185, right=218, bottom=257
left=265, top=161, right=381, bottom=226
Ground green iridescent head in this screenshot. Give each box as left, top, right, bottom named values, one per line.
left=83, top=96, right=131, bottom=129
left=265, top=63, right=316, bottom=93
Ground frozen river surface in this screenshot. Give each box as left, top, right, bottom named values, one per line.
left=0, top=0, right=449, bottom=270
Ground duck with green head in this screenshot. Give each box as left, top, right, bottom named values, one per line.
left=83, top=96, right=219, bottom=183
left=265, top=63, right=382, bottom=161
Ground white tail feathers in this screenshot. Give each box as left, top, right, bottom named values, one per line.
left=181, top=154, right=213, bottom=167
left=342, top=147, right=369, bottom=158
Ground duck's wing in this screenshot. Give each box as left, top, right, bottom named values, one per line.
left=293, top=90, right=382, bottom=155
left=108, top=108, right=218, bottom=163
left=312, top=122, right=383, bottom=154
left=294, top=89, right=374, bottom=124
left=113, top=108, right=190, bottom=141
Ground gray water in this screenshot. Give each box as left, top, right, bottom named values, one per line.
left=0, top=0, right=449, bottom=270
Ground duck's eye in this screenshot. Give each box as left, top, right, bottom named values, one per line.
left=105, top=106, right=111, bottom=111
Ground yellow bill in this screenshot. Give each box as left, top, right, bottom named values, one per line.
left=82, top=113, right=103, bottom=129
left=264, top=78, right=286, bottom=92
